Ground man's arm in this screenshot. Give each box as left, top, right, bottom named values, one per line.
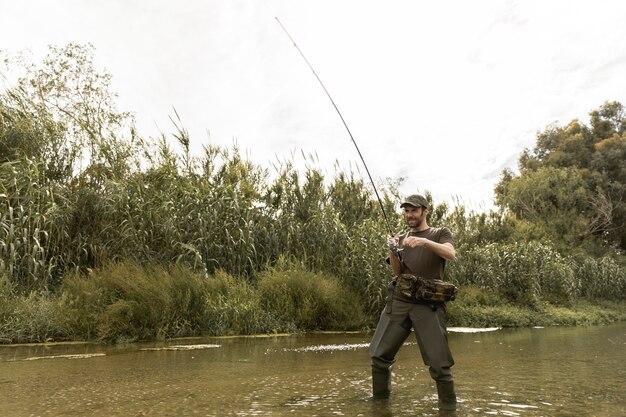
left=402, top=237, right=456, bottom=261
left=388, top=251, right=402, bottom=276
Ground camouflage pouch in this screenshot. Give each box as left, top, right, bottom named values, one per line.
left=415, top=277, right=458, bottom=302
left=395, top=274, right=418, bottom=299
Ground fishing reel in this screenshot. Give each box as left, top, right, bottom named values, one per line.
left=387, top=237, right=403, bottom=255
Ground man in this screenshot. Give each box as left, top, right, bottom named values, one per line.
left=369, top=194, right=457, bottom=411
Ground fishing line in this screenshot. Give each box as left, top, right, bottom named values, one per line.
left=275, top=17, right=394, bottom=235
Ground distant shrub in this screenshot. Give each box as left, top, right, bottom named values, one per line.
left=0, top=276, right=67, bottom=343
left=203, top=269, right=283, bottom=335
left=258, top=258, right=368, bottom=331
left=60, top=261, right=212, bottom=342
left=573, top=256, right=626, bottom=301
left=449, top=241, right=577, bottom=304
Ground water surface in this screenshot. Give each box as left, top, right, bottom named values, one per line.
left=1, top=323, right=624, bottom=416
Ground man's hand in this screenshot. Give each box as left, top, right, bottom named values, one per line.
left=402, top=236, right=428, bottom=248
left=387, top=235, right=400, bottom=254
left=402, top=236, right=456, bottom=260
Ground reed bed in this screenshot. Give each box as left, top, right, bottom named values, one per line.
left=1, top=45, right=625, bottom=343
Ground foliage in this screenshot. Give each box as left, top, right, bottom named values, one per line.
left=0, top=43, right=141, bottom=289
left=573, top=256, right=626, bottom=300
left=0, top=260, right=369, bottom=343
left=495, top=101, right=626, bottom=251
left=447, top=241, right=578, bottom=305
left=59, top=262, right=209, bottom=342
left=202, top=269, right=282, bottom=336
left=0, top=44, right=625, bottom=344
left=447, top=287, right=626, bottom=327
left=2, top=43, right=141, bottom=185
left=0, top=274, right=68, bottom=343
left=257, top=257, right=368, bottom=331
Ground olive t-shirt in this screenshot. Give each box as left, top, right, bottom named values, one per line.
left=398, top=227, right=453, bottom=280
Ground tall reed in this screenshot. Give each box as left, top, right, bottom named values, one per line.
left=2, top=44, right=625, bottom=320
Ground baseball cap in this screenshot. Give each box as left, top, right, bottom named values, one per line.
left=400, top=194, right=429, bottom=209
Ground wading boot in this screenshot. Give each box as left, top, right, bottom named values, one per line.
left=371, top=366, right=392, bottom=399
left=436, top=381, right=457, bottom=411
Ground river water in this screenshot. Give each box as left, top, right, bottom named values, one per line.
left=0, top=323, right=624, bottom=416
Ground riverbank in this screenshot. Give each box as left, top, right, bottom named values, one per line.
left=446, top=285, right=626, bottom=327
left=2, top=261, right=625, bottom=344
left=447, top=297, right=626, bottom=328
left=1, top=285, right=624, bottom=345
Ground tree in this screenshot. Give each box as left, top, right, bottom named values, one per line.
left=1, top=43, right=140, bottom=186
left=495, top=101, right=626, bottom=251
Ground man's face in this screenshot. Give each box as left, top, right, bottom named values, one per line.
left=404, top=205, right=426, bottom=228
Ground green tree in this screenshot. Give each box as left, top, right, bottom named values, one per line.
left=495, top=101, right=626, bottom=251
left=3, top=43, right=140, bottom=186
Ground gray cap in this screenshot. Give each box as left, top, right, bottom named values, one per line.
left=400, top=194, right=429, bottom=209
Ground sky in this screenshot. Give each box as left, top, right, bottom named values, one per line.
left=1, top=0, right=626, bottom=212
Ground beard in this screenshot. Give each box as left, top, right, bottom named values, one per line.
left=406, top=215, right=424, bottom=229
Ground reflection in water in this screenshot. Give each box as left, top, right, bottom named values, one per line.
left=0, top=323, right=624, bottom=416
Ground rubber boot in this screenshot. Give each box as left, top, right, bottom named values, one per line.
left=436, top=381, right=457, bottom=411
left=371, top=366, right=392, bottom=398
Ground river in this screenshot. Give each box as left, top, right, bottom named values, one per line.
left=1, top=323, right=624, bottom=416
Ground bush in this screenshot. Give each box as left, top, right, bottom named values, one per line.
left=449, top=241, right=578, bottom=304
left=0, top=276, right=68, bottom=343
left=573, top=256, right=626, bottom=300
left=447, top=303, right=538, bottom=327
left=59, top=260, right=361, bottom=342
left=203, top=269, right=283, bottom=335
left=60, top=261, right=213, bottom=342
left=258, top=259, right=368, bottom=331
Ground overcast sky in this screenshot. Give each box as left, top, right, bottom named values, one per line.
left=2, top=0, right=625, bottom=211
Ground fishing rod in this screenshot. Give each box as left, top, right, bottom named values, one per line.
left=275, top=17, right=394, bottom=236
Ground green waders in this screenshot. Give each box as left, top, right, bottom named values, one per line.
left=369, top=298, right=456, bottom=410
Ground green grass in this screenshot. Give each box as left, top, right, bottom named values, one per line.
left=446, top=286, right=626, bottom=328
left=1, top=260, right=371, bottom=344
left=1, top=270, right=624, bottom=345
left=258, top=258, right=369, bottom=331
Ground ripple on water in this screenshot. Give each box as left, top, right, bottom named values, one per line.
left=285, top=343, right=370, bottom=353
left=11, top=353, right=106, bottom=361
left=448, top=327, right=501, bottom=333
left=275, top=341, right=422, bottom=354
left=139, top=344, right=221, bottom=351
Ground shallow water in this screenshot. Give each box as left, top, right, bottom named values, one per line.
left=0, top=323, right=624, bottom=416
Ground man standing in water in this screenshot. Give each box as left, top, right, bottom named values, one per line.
left=369, top=194, right=457, bottom=411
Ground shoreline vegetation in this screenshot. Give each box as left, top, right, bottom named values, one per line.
left=1, top=44, right=625, bottom=345
left=1, top=260, right=625, bottom=345
left=0, top=262, right=626, bottom=344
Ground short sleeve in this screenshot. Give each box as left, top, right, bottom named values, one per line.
left=438, top=227, right=453, bottom=245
